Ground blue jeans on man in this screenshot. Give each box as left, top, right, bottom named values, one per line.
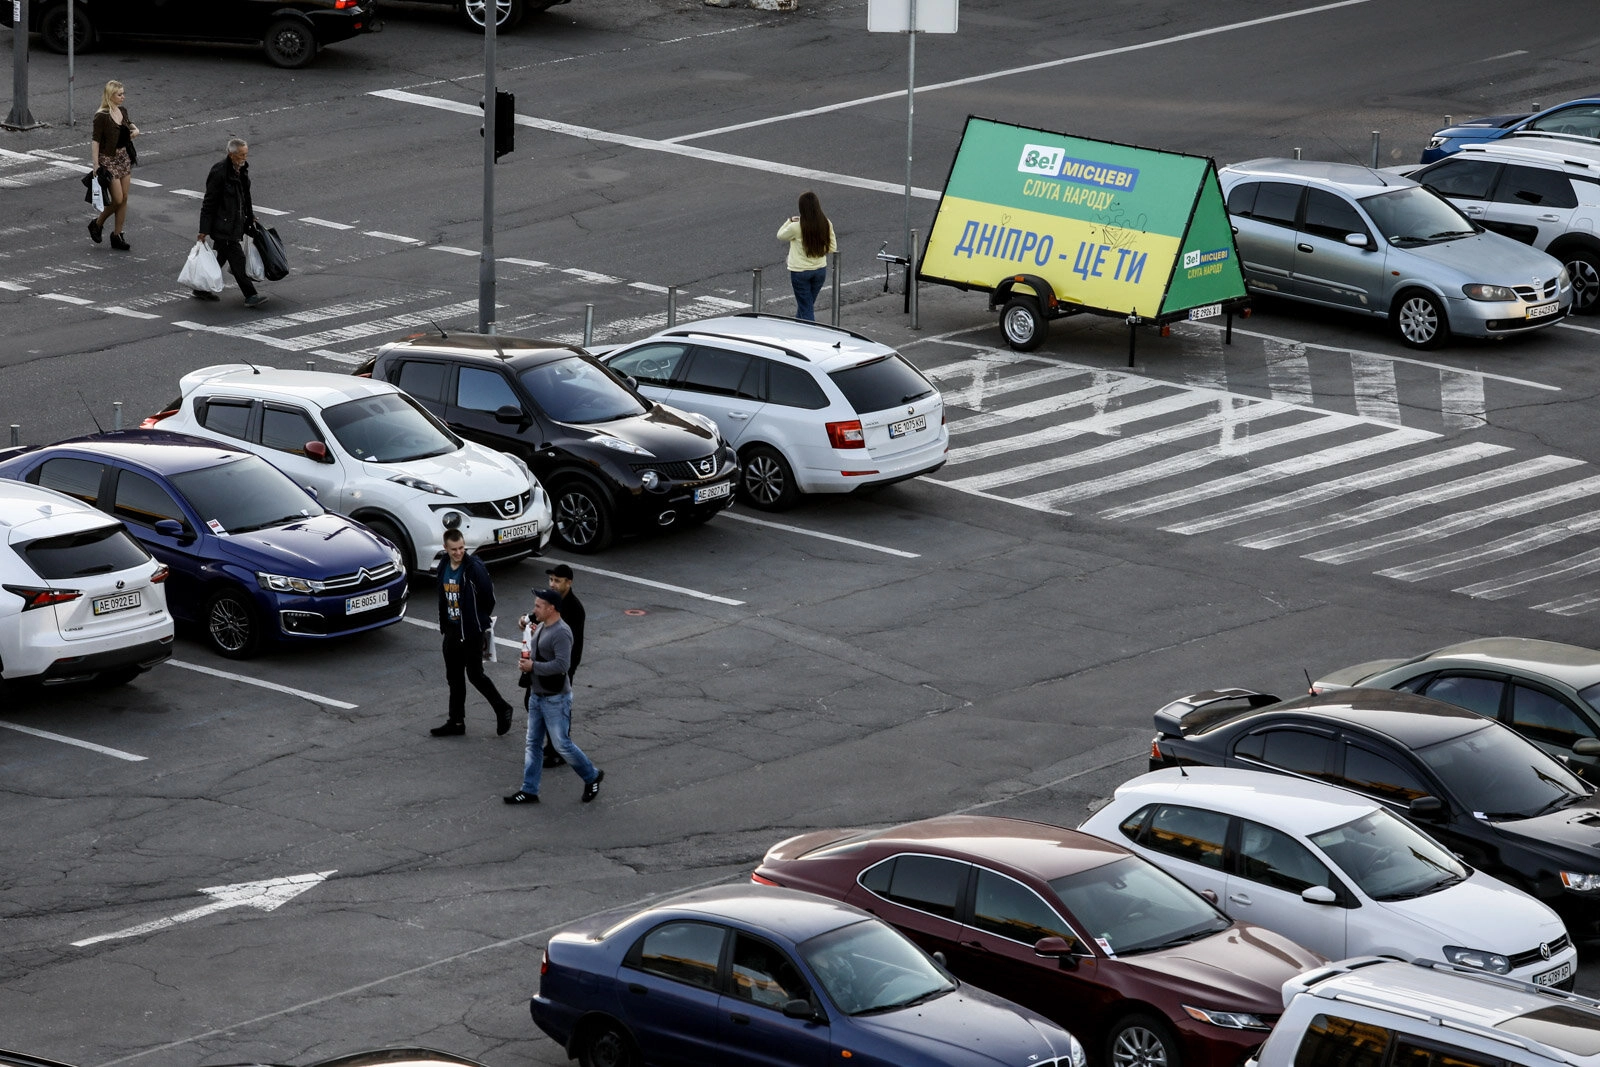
left=789, top=267, right=826, bottom=321
left=522, top=690, right=598, bottom=795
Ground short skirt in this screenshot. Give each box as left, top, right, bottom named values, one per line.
left=102, top=148, right=131, bottom=179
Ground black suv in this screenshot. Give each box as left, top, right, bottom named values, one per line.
left=1149, top=686, right=1600, bottom=937
left=357, top=336, right=737, bottom=553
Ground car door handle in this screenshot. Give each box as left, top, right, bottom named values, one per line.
left=727, top=411, right=751, bottom=420
left=1229, top=893, right=1252, bottom=905
left=1538, top=214, right=1561, bottom=222
left=1463, top=206, right=1485, bottom=215
left=729, top=1013, right=751, bottom=1025
left=1297, top=243, right=1314, bottom=253
left=627, top=983, right=647, bottom=995
left=960, top=939, right=987, bottom=951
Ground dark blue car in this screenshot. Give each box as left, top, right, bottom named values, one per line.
left=1421, top=97, right=1600, bottom=162
left=529, top=883, right=1085, bottom=1067
left=0, top=431, right=407, bottom=658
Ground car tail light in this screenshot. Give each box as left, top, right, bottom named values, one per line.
left=4, top=584, right=83, bottom=610
left=334, top=0, right=359, bottom=7
left=540, top=947, right=549, bottom=976
left=140, top=410, right=177, bottom=429
left=150, top=566, right=170, bottom=585
left=826, top=420, right=865, bottom=449
left=750, top=872, right=781, bottom=886
left=1150, top=739, right=1162, bottom=761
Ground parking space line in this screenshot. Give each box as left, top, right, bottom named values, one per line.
left=723, top=513, right=920, bottom=558
left=0, top=721, right=147, bottom=762
left=403, top=616, right=524, bottom=648
left=550, top=562, right=747, bottom=605
left=164, top=659, right=358, bottom=709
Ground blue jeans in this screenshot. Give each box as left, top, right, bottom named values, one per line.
left=522, top=690, right=598, bottom=794
left=790, top=267, right=826, bottom=322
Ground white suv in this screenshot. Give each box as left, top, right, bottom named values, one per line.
left=1, top=480, right=174, bottom=686
left=1408, top=135, right=1600, bottom=314
left=145, top=366, right=552, bottom=573
left=597, top=314, right=948, bottom=510
left=1253, top=956, right=1600, bottom=1067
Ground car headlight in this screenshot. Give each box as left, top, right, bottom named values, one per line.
left=1462, top=283, right=1517, bottom=301
left=1559, top=267, right=1572, bottom=289
left=257, top=571, right=326, bottom=594
left=1428, top=136, right=1446, bottom=149
left=389, top=475, right=455, bottom=496
left=1182, top=1006, right=1272, bottom=1031
left=638, top=470, right=661, bottom=490
left=1561, top=871, right=1600, bottom=891
left=596, top=435, right=653, bottom=457
left=1444, top=946, right=1511, bottom=974
left=1066, top=1033, right=1088, bottom=1067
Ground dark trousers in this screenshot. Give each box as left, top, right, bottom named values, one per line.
left=214, top=236, right=258, bottom=298
left=442, top=634, right=510, bottom=722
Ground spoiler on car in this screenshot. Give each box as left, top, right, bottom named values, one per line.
left=1152, top=688, right=1280, bottom=736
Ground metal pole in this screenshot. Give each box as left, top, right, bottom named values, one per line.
left=10, top=425, right=19, bottom=446
left=305, top=360, right=316, bottom=370
left=1293, top=147, right=1301, bottom=160
left=113, top=401, right=122, bottom=431
left=67, top=0, right=74, bottom=126
left=666, top=285, right=677, bottom=327
left=1444, top=115, right=1451, bottom=127
left=829, top=251, right=840, bottom=327
left=478, top=5, right=498, bottom=334
left=583, top=303, right=594, bottom=348
left=4, top=0, right=39, bottom=130
left=908, top=230, right=920, bottom=330
left=903, top=0, right=916, bottom=289
left=751, top=267, right=763, bottom=313
left=1370, top=131, right=1380, bottom=168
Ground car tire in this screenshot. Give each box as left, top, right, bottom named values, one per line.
left=553, top=479, right=615, bottom=554
left=459, top=0, right=523, bottom=31
left=263, top=16, right=318, bottom=69
left=1391, top=288, right=1449, bottom=350
left=1556, top=243, right=1600, bottom=316
left=361, top=515, right=417, bottom=574
left=577, top=1019, right=639, bottom=1067
left=206, top=587, right=263, bottom=660
left=39, top=2, right=96, bottom=53
left=1000, top=295, right=1049, bottom=351
left=738, top=444, right=799, bottom=511
left=1107, top=1013, right=1181, bottom=1067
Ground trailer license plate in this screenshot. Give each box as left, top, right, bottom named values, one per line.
left=496, top=521, right=539, bottom=543
left=1534, top=960, right=1573, bottom=986
left=889, top=414, right=927, bottom=439
left=694, top=481, right=732, bottom=504
left=1188, top=303, right=1222, bottom=320
left=346, top=590, right=389, bottom=615
left=92, top=591, right=141, bottom=615
left=1527, top=301, right=1560, bottom=320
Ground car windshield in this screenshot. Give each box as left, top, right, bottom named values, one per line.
left=798, top=919, right=954, bottom=1016
left=1049, top=856, right=1230, bottom=956
left=169, top=455, right=324, bottom=534
left=1310, top=809, right=1467, bottom=901
left=323, top=392, right=460, bottom=463
left=1579, top=682, right=1600, bottom=713
left=517, top=356, right=647, bottom=424
left=1418, top=722, right=1591, bottom=818
left=22, top=524, right=151, bottom=578
left=1359, top=185, right=1477, bottom=246
left=829, top=354, right=935, bottom=415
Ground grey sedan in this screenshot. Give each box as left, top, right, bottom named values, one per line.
left=1219, top=159, right=1573, bottom=348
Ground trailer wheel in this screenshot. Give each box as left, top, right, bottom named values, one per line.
left=1000, top=296, right=1048, bottom=351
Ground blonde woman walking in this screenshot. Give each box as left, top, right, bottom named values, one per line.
left=776, top=190, right=837, bottom=321
left=88, top=80, right=138, bottom=251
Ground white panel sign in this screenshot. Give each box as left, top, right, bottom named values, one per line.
left=868, top=0, right=958, bottom=33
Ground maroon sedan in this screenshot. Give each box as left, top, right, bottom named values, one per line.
left=752, top=814, right=1323, bottom=1067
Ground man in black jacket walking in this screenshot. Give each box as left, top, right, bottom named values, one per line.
left=540, top=563, right=584, bottom=767
left=432, top=528, right=516, bottom=737
left=195, top=136, right=266, bottom=308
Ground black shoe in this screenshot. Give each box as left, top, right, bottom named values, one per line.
left=503, top=791, right=539, bottom=804
left=430, top=721, right=465, bottom=737
left=542, top=752, right=567, bottom=768
left=244, top=294, right=268, bottom=308
left=88, top=219, right=104, bottom=244
left=109, top=232, right=130, bottom=251
left=496, top=704, right=513, bottom=736
left=581, top=769, right=605, bottom=803
left=192, top=289, right=220, bottom=301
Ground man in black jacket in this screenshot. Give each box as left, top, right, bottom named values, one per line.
left=540, top=563, right=584, bottom=767
left=432, top=529, right=516, bottom=737
left=195, top=137, right=266, bottom=308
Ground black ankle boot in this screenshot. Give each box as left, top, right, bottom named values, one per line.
left=110, top=233, right=130, bottom=251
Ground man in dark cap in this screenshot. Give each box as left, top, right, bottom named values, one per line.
left=540, top=563, right=584, bottom=768
left=505, top=587, right=603, bottom=805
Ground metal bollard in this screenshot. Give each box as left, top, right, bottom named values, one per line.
left=829, top=251, right=841, bottom=327
left=583, top=303, right=595, bottom=348
left=1445, top=115, right=1452, bottom=127
left=1293, top=147, right=1302, bottom=160
left=9, top=425, right=18, bottom=446
left=909, top=230, right=920, bottom=330
left=1370, top=131, right=1380, bottom=168
left=305, top=360, right=315, bottom=371
left=1533, top=102, right=1540, bottom=112
left=667, top=285, right=677, bottom=328
left=751, top=268, right=763, bottom=314
left=113, top=401, right=123, bottom=431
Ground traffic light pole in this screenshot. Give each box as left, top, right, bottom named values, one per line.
left=4, top=0, right=40, bottom=130
left=478, top=9, right=497, bottom=335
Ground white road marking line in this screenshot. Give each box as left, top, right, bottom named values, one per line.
left=1439, top=368, right=1487, bottom=430
left=102, top=307, right=162, bottom=319
left=31, top=149, right=82, bottom=162
left=1533, top=590, right=1600, bottom=616
left=313, top=349, right=366, bottom=366
left=171, top=189, right=204, bottom=199
left=921, top=348, right=1051, bottom=381
left=251, top=293, right=450, bottom=330
left=1234, top=455, right=1585, bottom=550
left=555, top=563, right=744, bottom=604
left=1349, top=353, right=1400, bottom=425
left=952, top=374, right=1166, bottom=434
left=1263, top=339, right=1313, bottom=406
left=0, top=281, right=30, bottom=291
left=253, top=207, right=290, bottom=217
left=173, top=320, right=306, bottom=351
left=947, top=390, right=1216, bottom=469
left=499, top=257, right=548, bottom=268
left=1458, top=548, right=1600, bottom=601
left=1164, top=442, right=1511, bottom=536
left=1105, top=428, right=1434, bottom=522
left=1377, top=511, right=1600, bottom=583
left=363, top=230, right=424, bottom=244
left=0, top=720, right=147, bottom=762
left=938, top=365, right=1087, bottom=410
left=562, top=267, right=623, bottom=284
left=403, top=616, right=523, bottom=649
left=1560, top=321, right=1600, bottom=336
left=630, top=282, right=669, bottom=293
left=39, top=293, right=95, bottom=305
left=723, top=512, right=920, bottom=558
left=279, top=300, right=482, bottom=350
left=164, top=658, right=358, bottom=709
left=301, top=217, right=355, bottom=230
left=371, top=89, right=943, bottom=200
left=130, top=178, right=161, bottom=188
left=1306, top=474, right=1600, bottom=565
left=431, top=246, right=478, bottom=256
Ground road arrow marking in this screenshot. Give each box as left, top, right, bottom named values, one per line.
left=71, top=871, right=335, bottom=948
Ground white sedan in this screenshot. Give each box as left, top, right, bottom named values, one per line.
left=145, top=366, right=551, bottom=573
left=1079, top=766, right=1576, bottom=988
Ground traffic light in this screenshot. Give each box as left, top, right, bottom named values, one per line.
left=479, top=90, right=515, bottom=161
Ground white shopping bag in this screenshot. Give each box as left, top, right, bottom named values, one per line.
left=482, top=614, right=498, bottom=663
left=244, top=238, right=265, bottom=282
left=90, top=177, right=105, bottom=214
left=178, top=238, right=225, bottom=293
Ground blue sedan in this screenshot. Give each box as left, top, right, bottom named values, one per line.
left=529, top=883, right=1086, bottom=1067
left=0, top=431, right=407, bottom=658
left=1420, top=97, right=1600, bottom=162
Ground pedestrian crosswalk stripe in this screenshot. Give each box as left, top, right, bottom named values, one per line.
left=947, top=390, right=1220, bottom=469
left=1264, top=339, right=1313, bottom=406
left=1377, top=510, right=1600, bottom=583
left=954, top=374, right=1166, bottom=434
left=938, top=364, right=1087, bottom=410
left=1440, top=369, right=1488, bottom=430
left=1350, top=353, right=1400, bottom=425
left=1533, top=590, right=1600, bottom=616
left=280, top=300, right=480, bottom=350
left=1458, top=547, right=1600, bottom=601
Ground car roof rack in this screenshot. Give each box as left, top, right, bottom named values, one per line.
left=660, top=329, right=812, bottom=363
left=726, top=311, right=883, bottom=346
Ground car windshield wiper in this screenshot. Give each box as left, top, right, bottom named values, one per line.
left=1127, top=927, right=1218, bottom=953
left=232, top=514, right=309, bottom=533
left=1426, top=229, right=1476, bottom=240
left=1380, top=874, right=1464, bottom=901
left=854, top=986, right=952, bottom=1015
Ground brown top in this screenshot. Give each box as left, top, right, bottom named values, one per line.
left=91, top=107, right=130, bottom=163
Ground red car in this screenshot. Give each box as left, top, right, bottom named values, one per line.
left=752, top=814, right=1323, bottom=1067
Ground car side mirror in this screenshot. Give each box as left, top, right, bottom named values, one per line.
left=782, top=999, right=817, bottom=1021
left=1200, top=888, right=1219, bottom=905
left=1408, top=795, right=1444, bottom=819
left=931, top=950, right=948, bottom=968
left=154, top=518, right=193, bottom=543
left=1301, top=885, right=1338, bottom=905
left=621, top=372, right=639, bottom=390
left=1344, top=232, right=1370, bottom=249
left=494, top=404, right=528, bottom=427
left=305, top=441, right=333, bottom=463
left=1573, top=738, right=1600, bottom=757
left=1033, top=936, right=1080, bottom=969
left=303, top=485, right=320, bottom=501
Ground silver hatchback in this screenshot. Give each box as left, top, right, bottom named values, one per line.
left=1219, top=158, right=1572, bottom=348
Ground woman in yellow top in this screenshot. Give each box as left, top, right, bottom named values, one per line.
left=89, top=80, right=139, bottom=250
left=776, top=191, right=837, bottom=322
